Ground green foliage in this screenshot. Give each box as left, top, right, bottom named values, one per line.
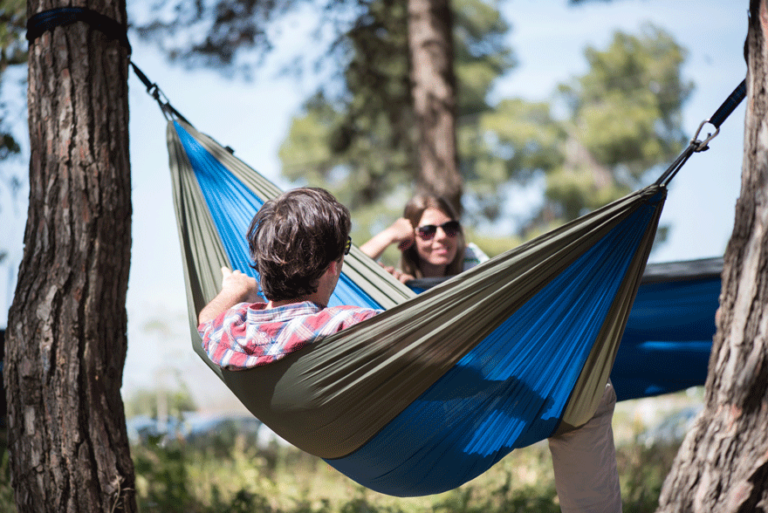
left=0, top=0, right=24, bottom=167
left=469, top=24, right=691, bottom=239
left=124, top=381, right=197, bottom=419
left=0, top=0, right=25, bottom=70
left=280, top=0, right=515, bottom=242
left=132, top=0, right=299, bottom=71
left=279, top=0, right=416, bottom=213
left=0, top=410, right=685, bottom=513
left=0, top=437, right=14, bottom=513
left=282, top=18, right=689, bottom=248
left=134, top=441, right=194, bottom=512
left=560, top=24, right=692, bottom=174
left=122, top=430, right=681, bottom=513
left=618, top=441, right=681, bottom=512
left=132, top=0, right=691, bottom=252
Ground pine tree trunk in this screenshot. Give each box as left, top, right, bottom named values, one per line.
left=4, top=0, right=136, bottom=511
left=656, top=1, right=768, bottom=511
left=408, top=0, right=463, bottom=213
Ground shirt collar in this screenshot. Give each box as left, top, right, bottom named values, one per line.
left=247, top=301, right=324, bottom=322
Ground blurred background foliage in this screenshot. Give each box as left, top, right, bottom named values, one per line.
left=124, top=380, right=197, bottom=420
left=0, top=407, right=683, bottom=513
left=0, top=404, right=685, bottom=512
left=132, top=0, right=692, bottom=264
left=0, top=0, right=26, bottom=268
left=0, top=0, right=24, bottom=167
left=281, top=20, right=690, bottom=261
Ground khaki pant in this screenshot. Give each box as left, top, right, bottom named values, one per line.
left=548, top=381, right=621, bottom=513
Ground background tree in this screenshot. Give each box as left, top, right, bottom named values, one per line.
left=134, top=2, right=691, bottom=257
left=134, top=0, right=513, bottom=218
left=4, top=0, right=136, bottom=510
left=409, top=0, right=462, bottom=210
left=281, top=23, right=690, bottom=263
left=475, top=24, right=692, bottom=240
left=656, top=1, right=768, bottom=510
left=278, top=0, right=514, bottom=251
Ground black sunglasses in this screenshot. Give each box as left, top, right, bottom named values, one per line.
left=344, top=236, right=352, bottom=255
left=416, top=220, right=461, bottom=240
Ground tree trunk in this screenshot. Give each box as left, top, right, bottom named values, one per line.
left=4, top=0, right=136, bottom=511
left=407, top=0, right=463, bottom=213
left=656, top=1, right=768, bottom=511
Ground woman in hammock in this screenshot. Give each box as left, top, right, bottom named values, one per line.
left=360, top=194, right=488, bottom=283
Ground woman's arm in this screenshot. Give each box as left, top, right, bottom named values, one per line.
left=360, top=218, right=415, bottom=260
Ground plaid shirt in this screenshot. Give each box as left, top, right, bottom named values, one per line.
left=198, top=301, right=380, bottom=370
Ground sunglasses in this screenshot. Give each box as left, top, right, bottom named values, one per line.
left=344, top=236, right=352, bottom=255
left=416, top=220, right=461, bottom=240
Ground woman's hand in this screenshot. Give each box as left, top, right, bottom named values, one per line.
left=387, top=218, right=416, bottom=251
left=360, top=218, right=415, bottom=260
left=381, top=265, right=415, bottom=284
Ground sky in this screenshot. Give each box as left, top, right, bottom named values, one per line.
left=0, top=0, right=750, bottom=410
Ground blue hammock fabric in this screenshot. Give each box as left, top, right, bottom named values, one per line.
left=409, top=258, right=720, bottom=403
left=611, top=258, right=719, bottom=400
left=170, top=119, right=665, bottom=496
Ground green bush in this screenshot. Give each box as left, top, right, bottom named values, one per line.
left=0, top=421, right=683, bottom=512
left=125, top=433, right=681, bottom=513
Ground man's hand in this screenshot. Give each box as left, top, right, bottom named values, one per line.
left=198, top=267, right=260, bottom=325
left=220, top=267, right=260, bottom=303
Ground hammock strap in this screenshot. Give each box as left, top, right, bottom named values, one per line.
left=130, top=62, right=192, bottom=125
left=710, top=80, right=747, bottom=129
left=656, top=79, right=747, bottom=187
left=26, top=7, right=131, bottom=53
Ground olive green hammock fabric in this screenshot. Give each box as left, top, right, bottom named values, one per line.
left=167, top=119, right=664, bottom=496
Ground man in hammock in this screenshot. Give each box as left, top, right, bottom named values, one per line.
left=198, top=187, right=381, bottom=368
left=197, top=186, right=621, bottom=513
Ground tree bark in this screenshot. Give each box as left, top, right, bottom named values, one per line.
left=408, top=0, right=463, bottom=213
left=4, top=0, right=136, bottom=511
left=656, top=1, right=768, bottom=511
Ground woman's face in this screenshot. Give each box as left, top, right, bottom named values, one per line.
left=414, top=207, right=459, bottom=276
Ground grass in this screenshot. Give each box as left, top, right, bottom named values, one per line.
left=129, top=428, right=681, bottom=513
left=0, top=394, right=693, bottom=512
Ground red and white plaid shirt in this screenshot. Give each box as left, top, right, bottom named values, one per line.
left=198, top=301, right=380, bottom=370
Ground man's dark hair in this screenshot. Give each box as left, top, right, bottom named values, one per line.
left=247, top=187, right=351, bottom=301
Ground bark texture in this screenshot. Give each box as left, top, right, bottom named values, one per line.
left=4, top=0, right=136, bottom=511
left=407, top=0, right=463, bottom=213
left=656, top=1, right=768, bottom=511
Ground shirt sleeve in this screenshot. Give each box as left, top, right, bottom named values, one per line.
left=463, top=242, right=490, bottom=271
left=197, top=303, right=251, bottom=368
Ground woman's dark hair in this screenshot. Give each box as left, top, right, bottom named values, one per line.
left=247, top=188, right=351, bottom=301
left=399, top=194, right=466, bottom=278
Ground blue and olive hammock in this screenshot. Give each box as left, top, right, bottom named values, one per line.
left=408, top=256, right=721, bottom=402
left=159, top=78, right=744, bottom=496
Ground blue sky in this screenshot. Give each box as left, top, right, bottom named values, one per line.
left=0, top=0, right=749, bottom=407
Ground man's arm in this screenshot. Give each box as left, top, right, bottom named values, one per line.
left=198, top=267, right=260, bottom=325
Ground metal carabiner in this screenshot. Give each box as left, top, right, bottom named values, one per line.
left=691, top=119, right=720, bottom=152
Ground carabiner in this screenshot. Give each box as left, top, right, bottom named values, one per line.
left=691, top=119, right=720, bottom=152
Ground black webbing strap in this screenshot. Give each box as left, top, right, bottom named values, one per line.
left=656, top=79, right=747, bottom=187
left=26, top=7, right=131, bottom=52
left=710, top=80, right=747, bottom=129
left=130, top=62, right=192, bottom=125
